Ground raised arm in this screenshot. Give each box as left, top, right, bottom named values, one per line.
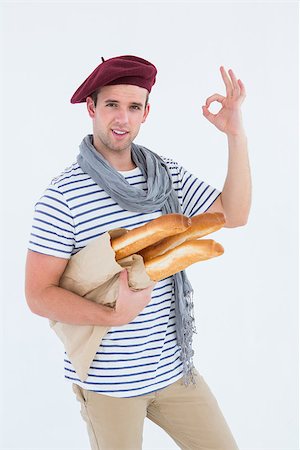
left=203, top=66, right=252, bottom=227
left=25, top=250, right=154, bottom=326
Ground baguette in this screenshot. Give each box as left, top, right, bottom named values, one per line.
left=144, top=239, right=224, bottom=282
left=111, top=213, right=191, bottom=261
left=139, top=212, right=225, bottom=261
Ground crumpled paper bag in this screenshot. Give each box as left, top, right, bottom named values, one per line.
left=49, top=228, right=155, bottom=382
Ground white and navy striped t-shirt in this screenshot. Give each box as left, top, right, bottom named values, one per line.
left=28, top=156, right=220, bottom=398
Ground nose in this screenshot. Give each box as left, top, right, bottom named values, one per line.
left=114, top=107, right=129, bottom=125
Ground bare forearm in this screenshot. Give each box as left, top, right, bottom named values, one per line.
left=221, top=132, right=252, bottom=227
left=28, top=285, right=116, bottom=326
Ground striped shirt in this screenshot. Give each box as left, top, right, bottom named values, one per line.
left=28, top=155, right=220, bottom=398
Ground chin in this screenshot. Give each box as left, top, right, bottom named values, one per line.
left=109, top=143, right=132, bottom=153
left=111, top=140, right=133, bottom=152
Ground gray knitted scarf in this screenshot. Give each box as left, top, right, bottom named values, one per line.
left=77, top=134, right=196, bottom=385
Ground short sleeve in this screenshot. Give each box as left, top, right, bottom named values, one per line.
left=28, top=184, right=75, bottom=259
left=178, top=164, right=221, bottom=217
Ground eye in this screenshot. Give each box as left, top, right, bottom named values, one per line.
left=130, top=105, right=141, bottom=110
left=106, top=103, right=118, bottom=107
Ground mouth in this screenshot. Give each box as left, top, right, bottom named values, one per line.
left=111, top=129, right=129, bottom=139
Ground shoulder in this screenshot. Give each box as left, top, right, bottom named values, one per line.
left=160, top=155, right=179, bottom=166
left=37, top=162, right=87, bottom=209
left=50, top=162, right=86, bottom=189
left=160, top=156, right=182, bottom=173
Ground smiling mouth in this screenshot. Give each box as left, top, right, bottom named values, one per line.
left=112, top=129, right=129, bottom=137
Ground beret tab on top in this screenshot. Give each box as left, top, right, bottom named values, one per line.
left=70, top=54, right=157, bottom=104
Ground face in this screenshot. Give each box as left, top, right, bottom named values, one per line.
left=86, top=84, right=150, bottom=155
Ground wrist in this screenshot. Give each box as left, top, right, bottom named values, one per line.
left=226, top=130, right=247, bottom=140
left=105, top=304, right=131, bottom=327
left=226, top=132, right=248, bottom=150
left=95, top=302, right=122, bottom=326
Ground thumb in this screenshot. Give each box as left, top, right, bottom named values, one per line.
left=202, top=105, right=215, bottom=123
left=118, top=269, right=130, bottom=287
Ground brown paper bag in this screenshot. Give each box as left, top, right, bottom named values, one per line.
left=49, top=229, right=154, bottom=382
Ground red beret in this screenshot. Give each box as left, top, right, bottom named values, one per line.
left=70, top=55, right=157, bottom=104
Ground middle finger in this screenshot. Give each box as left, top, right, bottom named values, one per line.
left=220, top=66, right=233, bottom=97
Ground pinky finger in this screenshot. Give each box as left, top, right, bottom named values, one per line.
left=238, top=79, right=246, bottom=96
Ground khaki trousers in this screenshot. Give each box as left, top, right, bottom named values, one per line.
left=72, top=369, right=239, bottom=450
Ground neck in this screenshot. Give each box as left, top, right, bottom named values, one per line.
left=103, top=152, right=136, bottom=171
left=92, top=137, right=136, bottom=171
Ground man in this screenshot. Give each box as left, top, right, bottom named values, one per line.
left=25, top=55, right=251, bottom=449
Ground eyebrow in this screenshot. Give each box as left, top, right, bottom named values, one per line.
left=104, top=99, right=144, bottom=107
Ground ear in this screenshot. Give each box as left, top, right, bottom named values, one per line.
left=86, top=97, right=96, bottom=118
left=141, top=103, right=150, bottom=123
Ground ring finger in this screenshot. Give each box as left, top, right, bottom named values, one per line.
left=228, top=68, right=241, bottom=97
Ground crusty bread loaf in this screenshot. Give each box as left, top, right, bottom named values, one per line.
left=111, top=213, right=191, bottom=261
left=139, top=212, right=225, bottom=261
left=144, top=239, right=224, bottom=282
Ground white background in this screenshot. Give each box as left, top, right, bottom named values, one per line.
left=1, top=1, right=298, bottom=449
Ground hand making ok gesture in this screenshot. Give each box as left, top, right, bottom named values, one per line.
left=202, top=66, right=246, bottom=136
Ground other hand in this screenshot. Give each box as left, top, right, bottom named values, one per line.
left=202, top=66, right=246, bottom=136
left=113, top=269, right=155, bottom=326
